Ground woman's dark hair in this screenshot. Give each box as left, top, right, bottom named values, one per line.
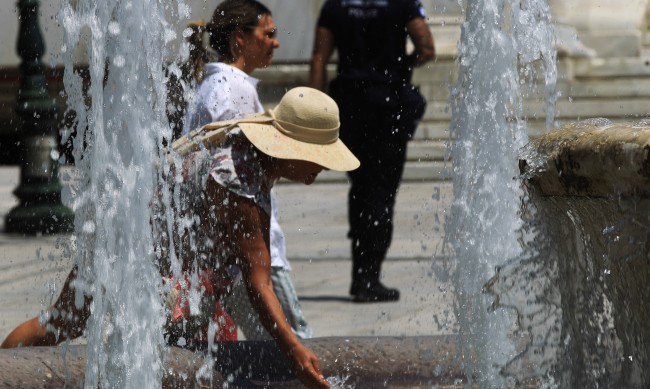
left=186, top=0, right=271, bottom=82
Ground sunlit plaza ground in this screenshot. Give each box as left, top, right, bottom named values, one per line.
left=0, top=166, right=458, bottom=342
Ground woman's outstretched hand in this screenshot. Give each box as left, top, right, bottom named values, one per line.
left=291, top=344, right=330, bottom=388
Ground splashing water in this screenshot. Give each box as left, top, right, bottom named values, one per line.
left=51, top=0, right=560, bottom=386
left=58, top=0, right=188, bottom=386
left=327, top=375, right=354, bottom=389
left=489, top=118, right=650, bottom=388
left=444, top=0, right=556, bottom=387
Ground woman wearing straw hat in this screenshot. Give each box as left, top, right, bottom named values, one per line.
left=170, top=86, right=359, bottom=388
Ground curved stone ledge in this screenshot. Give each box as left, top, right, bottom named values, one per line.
left=519, top=119, right=650, bottom=197
left=0, top=335, right=472, bottom=388
left=516, top=119, right=650, bottom=386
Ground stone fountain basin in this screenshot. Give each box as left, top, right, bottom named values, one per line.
left=518, top=120, right=650, bottom=386
left=520, top=120, right=650, bottom=197
left=0, top=335, right=473, bottom=388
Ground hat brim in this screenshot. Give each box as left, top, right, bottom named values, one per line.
left=239, top=122, right=360, bottom=172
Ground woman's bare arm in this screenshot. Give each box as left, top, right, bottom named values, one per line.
left=208, top=182, right=329, bottom=389
left=2, top=267, right=91, bottom=348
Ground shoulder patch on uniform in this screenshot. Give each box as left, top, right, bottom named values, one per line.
left=418, top=5, right=427, bottom=18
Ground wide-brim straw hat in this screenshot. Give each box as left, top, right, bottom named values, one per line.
left=173, top=87, right=360, bottom=172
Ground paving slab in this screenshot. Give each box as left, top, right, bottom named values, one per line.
left=274, top=180, right=451, bottom=261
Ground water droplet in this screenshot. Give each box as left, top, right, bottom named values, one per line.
left=82, top=220, right=96, bottom=234
left=108, top=21, right=120, bottom=35
left=113, top=55, right=125, bottom=67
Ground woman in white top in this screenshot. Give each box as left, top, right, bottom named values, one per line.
left=181, top=0, right=312, bottom=340
left=182, top=0, right=276, bottom=134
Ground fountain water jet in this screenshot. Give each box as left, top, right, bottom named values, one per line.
left=56, top=0, right=189, bottom=386
left=444, top=0, right=556, bottom=387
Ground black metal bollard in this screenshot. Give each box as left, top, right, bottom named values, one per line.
left=5, top=0, right=74, bottom=234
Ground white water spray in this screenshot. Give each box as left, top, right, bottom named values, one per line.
left=58, top=0, right=188, bottom=387
left=445, top=0, right=556, bottom=386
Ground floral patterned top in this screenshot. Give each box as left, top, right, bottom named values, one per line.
left=180, top=127, right=273, bottom=216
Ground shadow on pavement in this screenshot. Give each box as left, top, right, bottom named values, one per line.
left=298, top=295, right=354, bottom=302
